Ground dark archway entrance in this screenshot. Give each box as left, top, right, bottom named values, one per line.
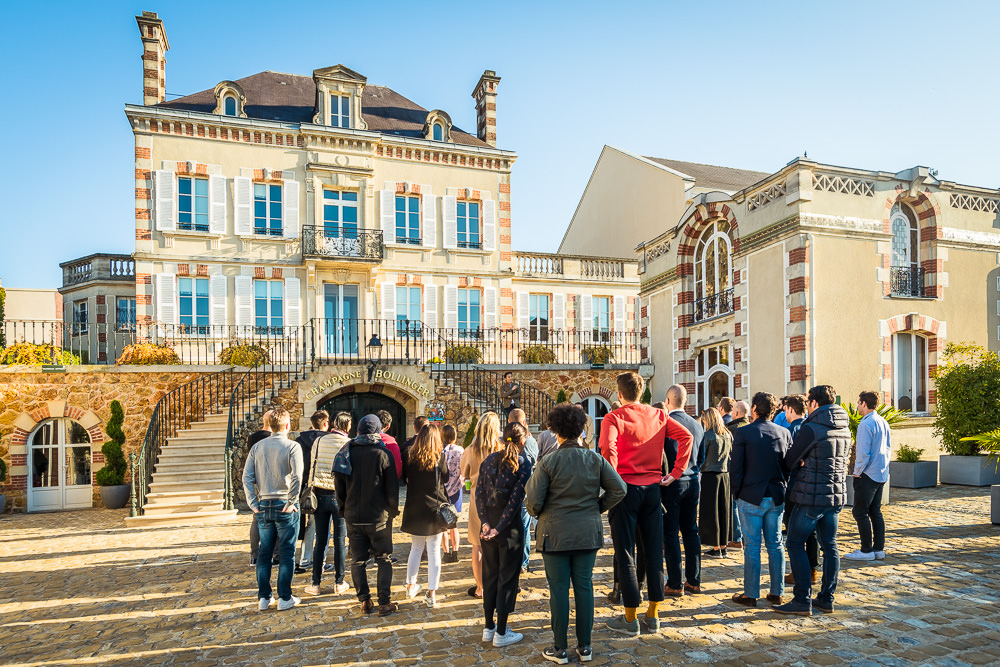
left=318, top=391, right=407, bottom=442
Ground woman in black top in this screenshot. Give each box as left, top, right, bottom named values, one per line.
left=401, top=424, right=450, bottom=607
left=699, top=407, right=733, bottom=558
left=476, top=422, right=532, bottom=648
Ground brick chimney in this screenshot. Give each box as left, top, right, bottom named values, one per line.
left=136, top=11, right=169, bottom=106
left=472, top=70, right=500, bottom=147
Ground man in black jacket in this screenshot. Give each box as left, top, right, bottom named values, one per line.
left=775, top=385, right=850, bottom=616
left=334, top=414, right=400, bottom=616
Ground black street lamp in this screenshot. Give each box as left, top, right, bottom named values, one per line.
left=366, top=333, right=383, bottom=382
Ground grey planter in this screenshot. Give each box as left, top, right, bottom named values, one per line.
left=889, top=461, right=938, bottom=489
left=0, top=493, right=6, bottom=514
left=993, top=486, right=1000, bottom=526
left=845, top=476, right=890, bottom=507
left=100, top=484, right=131, bottom=510
left=938, top=455, right=1000, bottom=487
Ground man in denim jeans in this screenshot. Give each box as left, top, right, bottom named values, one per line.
left=775, top=385, right=850, bottom=616
left=242, top=407, right=304, bottom=612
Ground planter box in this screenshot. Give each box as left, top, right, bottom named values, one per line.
left=889, top=461, right=938, bottom=489
left=939, top=455, right=1000, bottom=487
left=845, top=476, right=890, bottom=507
left=993, top=486, right=1000, bottom=526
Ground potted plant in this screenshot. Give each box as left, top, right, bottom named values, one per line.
left=933, top=343, right=1000, bottom=486
left=841, top=401, right=908, bottom=505
left=517, top=345, right=556, bottom=365
left=959, top=429, right=1000, bottom=524
left=581, top=345, right=613, bottom=365
left=0, top=457, right=7, bottom=514
left=96, top=400, right=131, bottom=509
left=889, top=444, right=937, bottom=489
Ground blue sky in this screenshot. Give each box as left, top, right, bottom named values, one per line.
left=2, top=0, right=998, bottom=288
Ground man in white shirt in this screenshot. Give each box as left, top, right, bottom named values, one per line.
left=845, top=391, right=891, bottom=562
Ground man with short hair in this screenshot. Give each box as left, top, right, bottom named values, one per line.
left=662, top=384, right=706, bottom=597
left=248, top=410, right=274, bottom=567
left=375, top=409, right=403, bottom=478
left=509, top=408, right=539, bottom=572
left=718, top=397, right=735, bottom=425
left=500, top=372, right=521, bottom=418
left=601, top=371, right=693, bottom=636
left=243, top=407, right=303, bottom=612
left=783, top=396, right=806, bottom=437
left=773, top=396, right=791, bottom=429
left=536, top=417, right=558, bottom=461
left=845, top=391, right=891, bottom=562
left=775, top=385, right=851, bottom=616
left=726, top=400, right=751, bottom=550
left=295, top=410, right=330, bottom=573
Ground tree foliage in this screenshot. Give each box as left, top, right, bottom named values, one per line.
left=463, top=414, right=478, bottom=447
left=116, top=343, right=180, bottom=365
left=517, top=345, right=556, bottom=364
left=932, top=343, right=1000, bottom=456
left=555, top=389, right=568, bottom=404
left=0, top=342, right=80, bottom=366
left=641, top=387, right=652, bottom=404
left=95, top=400, right=128, bottom=486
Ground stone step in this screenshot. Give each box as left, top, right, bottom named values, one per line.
left=142, top=498, right=225, bottom=515
left=148, top=479, right=225, bottom=494
left=153, top=461, right=226, bottom=475
left=146, top=489, right=224, bottom=503
left=150, top=470, right=226, bottom=484
left=178, top=424, right=230, bottom=436
left=157, top=451, right=225, bottom=465
left=166, top=435, right=228, bottom=446
left=124, top=509, right=239, bottom=529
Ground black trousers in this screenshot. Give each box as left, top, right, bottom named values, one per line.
left=852, top=474, right=886, bottom=552
left=699, top=471, right=731, bottom=548
left=348, top=522, right=393, bottom=605
left=482, top=524, right=524, bottom=634
left=608, top=483, right=664, bottom=608
left=662, top=477, right=701, bottom=589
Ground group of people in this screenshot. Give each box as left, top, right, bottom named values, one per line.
left=241, top=372, right=892, bottom=664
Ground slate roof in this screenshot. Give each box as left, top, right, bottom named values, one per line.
left=158, top=71, right=489, bottom=147
left=644, top=157, right=770, bottom=192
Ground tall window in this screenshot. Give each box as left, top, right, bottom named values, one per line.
left=116, top=297, right=137, bottom=332
left=72, top=300, right=88, bottom=335
left=254, top=183, right=282, bottom=236
left=396, top=286, right=422, bottom=336
left=224, top=96, right=237, bottom=116
left=395, top=196, right=420, bottom=244
left=458, top=288, right=481, bottom=336
left=529, top=294, right=549, bottom=341
left=432, top=123, right=444, bottom=141
left=178, top=176, right=209, bottom=232
left=324, top=190, right=359, bottom=238
left=254, top=280, right=283, bottom=334
left=457, top=201, right=481, bottom=249
left=890, top=204, right=919, bottom=270
left=694, top=220, right=732, bottom=302
left=695, top=342, right=731, bottom=411
left=179, top=277, right=209, bottom=334
left=330, top=95, right=351, bottom=128
left=894, top=332, right=928, bottom=412
left=592, top=296, right=611, bottom=342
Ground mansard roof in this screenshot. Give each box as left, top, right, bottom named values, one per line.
left=158, top=70, right=489, bottom=147
left=644, top=157, right=770, bottom=192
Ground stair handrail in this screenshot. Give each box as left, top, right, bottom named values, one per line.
left=430, top=363, right=557, bottom=430
left=128, top=366, right=236, bottom=517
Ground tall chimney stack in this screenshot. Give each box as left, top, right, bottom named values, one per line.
left=136, top=11, right=169, bottom=106
left=472, top=70, right=500, bottom=148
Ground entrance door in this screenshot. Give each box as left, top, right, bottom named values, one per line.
left=324, top=283, right=360, bottom=356
left=581, top=396, right=610, bottom=443
left=318, top=391, right=407, bottom=443
left=29, top=419, right=93, bottom=512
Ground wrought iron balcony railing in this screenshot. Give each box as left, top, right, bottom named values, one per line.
left=302, top=226, right=384, bottom=261
left=890, top=266, right=926, bottom=298
left=693, top=288, right=734, bottom=323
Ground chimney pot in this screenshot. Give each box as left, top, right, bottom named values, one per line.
left=472, top=69, right=501, bottom=148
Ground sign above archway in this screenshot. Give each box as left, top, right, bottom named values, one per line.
left=304, top=368, right=432, bottom=401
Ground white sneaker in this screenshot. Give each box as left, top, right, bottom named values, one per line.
left=406, top=583, right=423, bottom=600
left=493, top=630, right=524, bottom=647
left=424, top=594, right=437, bottom=608
left=874, top=551, right=886, bottom=560
left=304, top=584, right=322, bottom=596
left=276, top=595, right=301, bottom=611
left=844, top=550, right=876, bottom=561
left=482, top=628, right=496, bottom=642
left=257, top=597, right=275, bottom=611
left=335, top=582, right=351, bottom=594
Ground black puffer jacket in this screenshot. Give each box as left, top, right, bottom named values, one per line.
left=783, top=404, right=850, bottom=507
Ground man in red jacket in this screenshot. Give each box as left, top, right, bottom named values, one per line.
left=600, top=372, right=693, bottom=636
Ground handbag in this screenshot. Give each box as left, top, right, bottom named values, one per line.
left=299, top=438, right=320, bottom=514
left=434, top=460, right=459, bottom=530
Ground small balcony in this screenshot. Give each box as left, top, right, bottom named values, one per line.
left=693, top=288, right=734, bottom=323
left=512, top=251, right=638, bottom=282
left=59, top=254, right=135, bottom=289
left=302, top=227, right=384, bottom=262
left=890, top=266, right=926, bottom=298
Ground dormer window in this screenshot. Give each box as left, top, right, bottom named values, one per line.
left=432, top=123, right=444, bottom=141
left=330, top=94, right=351, bottom=128
left=213, top=81, right=247, bottom=117
left=224, top=96, right=237, bottom=116
left=423, top=110, right=453, bottom=142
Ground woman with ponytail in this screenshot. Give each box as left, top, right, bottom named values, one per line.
left=475, top=421, right=533, bottom=648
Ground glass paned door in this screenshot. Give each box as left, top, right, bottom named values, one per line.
left=894, top=333, right=928, bottom=412
left=582, top=396, right=610, bottom=446
left=324, top=283, right=360, bottom=356
left=29, top=419, right=92, bottom=512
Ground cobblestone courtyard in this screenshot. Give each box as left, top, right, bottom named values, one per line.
left=1, top=485, right=997, bottom=667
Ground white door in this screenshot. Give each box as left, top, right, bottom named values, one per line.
left=582, top=396, right=611, bottom=443
left=28, top=419, right=93, bottom=512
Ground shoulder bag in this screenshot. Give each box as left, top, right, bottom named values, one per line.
left=299, top=439, right=320, bottom=514
left=434, top=458, right=459, bottom=530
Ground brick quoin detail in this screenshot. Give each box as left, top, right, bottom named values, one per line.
left=254, top=267, right=266, bottom=279
left=197, top=265, right=209, bottom=276
left=789, top=335, right=807, bottom=353
left=678, top=338, right=690, bottom=351
left=678, top=291, right=694, bottom=305
left=789, top=276, right=809, bottom=294
left=789, top=306, right=808, bottom=323
left=789, top=365, right=809, bottom=382
left=134, top=147, right=151, bottom=159
left=788, top=248, right=808, bottom=265
left=735, top=322, right=741, bottom=336
left=136, top=273, right=152, bottom=285
left=734, top=348, right=742, bottom=363
left=136, top=229, right=152, bottom=240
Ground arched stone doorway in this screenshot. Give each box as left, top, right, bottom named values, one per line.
left=28, top=418, right=94, bottom=512
left=318, top=391, right=407, bottom=442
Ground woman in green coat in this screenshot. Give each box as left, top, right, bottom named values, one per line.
left=525, top=404, right=627, bottom=665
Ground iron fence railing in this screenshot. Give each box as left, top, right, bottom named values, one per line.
left=890, top=266, right=926, bottom=298
left=301, top=226, right=384, bottom=261
left=693, top=288, right=735, bottom=323
left=430, top=365, right=557, bottom=429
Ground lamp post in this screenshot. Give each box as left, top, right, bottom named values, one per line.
left=366, top=333, right=383, bottom=382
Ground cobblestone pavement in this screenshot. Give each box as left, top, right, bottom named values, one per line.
left=1, top=485, right=998, bottom=666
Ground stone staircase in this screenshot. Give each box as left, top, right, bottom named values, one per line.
left=124, top=412, right=239, bottom=528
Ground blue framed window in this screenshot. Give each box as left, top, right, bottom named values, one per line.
left=323, top=190, right=359, bottom=238
left=254, top=280, right=283, bottom=335
left=330, top=95, right=351, bottom=128
left=178, top=177, right=209, bottom=232
left=432, top=123, right=443, bottom=141
left=529, top=294, right=549, bottom=342
left=396, top=286, right=422, bottom=336
left=593, top=296, right=611, bottom=343
left=395, top=196, right=420, bottom=244
left=458, top=288, right=481, bottom=337
left=179, top=277, right=209, bottom=334
left=254, top=183, right=282, bottom=236
left=224, top=96, right=237, bottom=116
left=457, top=201, right=480, bottom=249
left=116, top=297, right=137, bottom=332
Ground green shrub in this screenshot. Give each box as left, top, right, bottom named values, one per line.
left=0, top=342, right=80, bottom=366
left=556, top=389, right=568, bottom=404
left=641, top=387, right=652, bottom=404
left=445, top=345, right=483, bottom=364
left=932, top=343, right=1000, bottom=455
left=0, top=457, right=7, bottom=483
left=219, top=343, right=270, bottom=367
left=895, top=443, right=924, bottom=463
left=116, top=343, right=180, bottom=365
left=426, top=356, right=443, bottom=364
left=95, top=401, right=127, bottom=486
left=518, top=345, right=556, bottom=364
left=960, top=429, right=1000, bottom=464
left=581, top=345, right=614, bottom=364
left=463, top=414, right=478, bottom=447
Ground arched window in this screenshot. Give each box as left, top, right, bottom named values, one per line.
left=432, top=122, right=443, bottom=141
left=695, top=342, right=732, bottom=411
left=29, top=418, right=93, bottom=512
left=224, top=96, right=237, bottom=116
left=890, top=204, right=919, bottom=270
left=694, top=220, right=732, bottom=301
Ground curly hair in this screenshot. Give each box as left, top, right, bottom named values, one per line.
left=500, top=422, right=527, bottom=473
left=407, top=423, right=443, bottom=471
left=545, top=404, right=587, bottom=440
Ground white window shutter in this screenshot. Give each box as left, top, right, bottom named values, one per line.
left=154, top=170, right=176, bottom=232
left=209, top=275, right=227, bottom=328
left=443, top=285, right=458, bottom=330
left=482, top=199, right=497, bottom=251
left=517, top=291, right=530, bottom=342
left=284, top=276, right=301, bottom=328
left=235, top=275, right=253, bottom=329
left=234, top=177, right=252, bottom=236
left=381, top=281, right=396, bottom=338
left=580, top=294, right=594, bottom=344
left=423, top=284, right=437, bottom=328
left=208, top=175, right=227, bottom=235
left=155, top=273, right=177, bottom=329
left=422, top=193, right=436, bottom=248
left=552, top=293, right=566, bottom=332
left=484, top=286, right=498, bottom=340
left=442, top=196, right=458, bottom=249
left=380, top=190, right=396, bottom=244
left=614, top=296, right=626, bottom=332
left=283, top=180, right=300, bottom=239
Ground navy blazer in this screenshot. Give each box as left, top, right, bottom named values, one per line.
left=731, top=417, right=793, bottom=506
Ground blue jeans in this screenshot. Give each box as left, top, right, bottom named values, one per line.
left=737, top=497, right=784, bottom=599
left=787, top=503, right=842, bottom=606
left=731, top=502, right=743, bottom=542
left=312, top=494, right=347, bottom=586
left=521, top=506, right=535, bottom=569
left=255, top=500, right=300, bottom=601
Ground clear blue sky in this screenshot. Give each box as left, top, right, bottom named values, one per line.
left=2, top=0, right=998, bottom=288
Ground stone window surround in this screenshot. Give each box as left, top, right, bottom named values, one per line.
left=7, top=401, right=106, bottom=492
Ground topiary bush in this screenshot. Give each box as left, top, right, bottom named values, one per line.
left=0, top=342, right=80, bottom=366
left=641, top=387, right=652, bottom=404
left=581, top=345, right=614, bottom=364
left=116, top=343, right=181, bottom=365
left=0, top=457, right=7, bottom=483
left=556, top=389, right=568, bottom=404
left=445, top=344, right=483, bottom=364
left=463, top=414, right=478, bottom=447
left=219, top=342, right=270, bottom=367
left=95, top=400, right=127, bottom=486
left=518, top=345, right=556, bottom=364
left=932, top=343, right=1000, bottom=456
left=895, top=443, right=924, bottom=463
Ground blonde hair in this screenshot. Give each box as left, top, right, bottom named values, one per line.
left=265, top=407, right=289, bottom=431
left=699, top=407, right=729, bottom=438
left=408, top=424, right=443, bottom=471
left=469, top=411, right=503, bottom=460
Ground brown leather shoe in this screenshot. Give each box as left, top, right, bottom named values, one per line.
left=731, top=593, right=757, bottom=608
left=810, top=569, right=818, bottom=585
left=784, top=572, right=795, bottom=585
left=727, top=541, right=744, bottom=550
left=360, top=599, right=375, bottom=615
left=684, top=583, right=702, bottom=594
left=377, top=602, right=398, bottom=617
left=766, top=594, right=783, bottom=605
left=663, top=585, right=684, bottom=597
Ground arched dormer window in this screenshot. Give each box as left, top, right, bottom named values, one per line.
left=423, top=110, right=453, bottom=142
left=889, top=203, right=925, bottom=297
left=224, top=96, right=237, bottom=116
left=213, top=81, right=247, bottom=118
left=693, top=220, right=733, bottom=321
left=432, top=122, right=444, bottom=141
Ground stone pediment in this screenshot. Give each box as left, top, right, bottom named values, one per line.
left=312, top=65, right=367, bottom=84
